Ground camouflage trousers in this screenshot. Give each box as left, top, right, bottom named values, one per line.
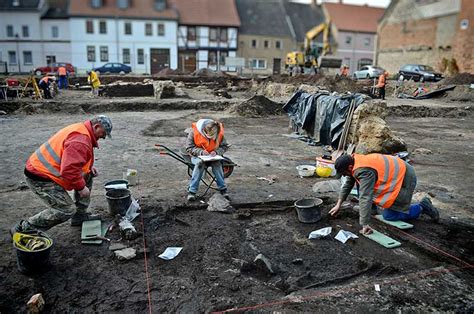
left=25, top=175, right=93, bottom=229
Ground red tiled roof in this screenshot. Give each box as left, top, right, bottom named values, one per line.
left=68, top=0, right=178, bottom=20
left=169, top=0, right=240, bottom=27
left=323, top=2, right=384, bottom=33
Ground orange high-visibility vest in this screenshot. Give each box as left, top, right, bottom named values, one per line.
left=28, top=123, right=93, bottom=190
left=39, top=77, right=50, bottom=84
left=58, top=66, right=67, bottom=76
left=192, top=122, right=224, bottom=153
left=376, top=74, right=386, bottom=88
left=352, top=153, right=406, bottom=209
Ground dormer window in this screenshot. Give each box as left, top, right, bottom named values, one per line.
left=154, top=0, right=166, bottom=11
left=12, top=0, right=20, bottom=7
left=91, top=0, right=103, bottom=8
left=117, top=0, right=130, bottom=9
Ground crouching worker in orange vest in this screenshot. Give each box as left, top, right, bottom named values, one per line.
left=185, top=119, right=230, bottom=202
left=376, top=71, right=388, bottom=100
left=329, top=154, right=439, bottom=235
left=11, top=115, right=113, bottom=235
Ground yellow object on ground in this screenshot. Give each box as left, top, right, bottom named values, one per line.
left=316, top=166, right=332, bottom=177
left=13, top=233, right=52, bottom=251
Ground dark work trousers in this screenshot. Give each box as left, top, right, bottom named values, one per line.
left=39, top=81, right=51, bottom=99
left=379, top=86, right=386, bottom=100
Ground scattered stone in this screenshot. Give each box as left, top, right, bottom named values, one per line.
left=207, top=193, right=235, bottom=213
left=413, top=148, right=433, bottom=154
left=27, top=293, right=45, bottom=314
left=153, top=80, right=176, bottom=99
left=356, top=116, right=407, bottom=154
left=233, top=209, right=252, bottom=220
left=292, top=258, right=304, bottom=265
left=109, top=242, right=128, bottom=251
left=213, top=89, right=232, bottom=99
left=114, top=248, right=137, bottom=261
left=254, top=253, right=275, bottom=275
left=312, top=179, right=341, bottom=194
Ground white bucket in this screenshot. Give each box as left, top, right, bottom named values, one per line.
left=296, top=165, right=316, bottom=177
left=123, top=169, right=138, bottom=186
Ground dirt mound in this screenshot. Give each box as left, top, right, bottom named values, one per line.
left=228, top=95, right=282, bottom=117
left=157, top=67, right=180, bottom=76
left=440, top=73, right=474, bottom=85
left=192, top=68, right=229, bottom=77
left=268, top=75, right=365, bottom=94
left=446, top=85, right=474, bottom=102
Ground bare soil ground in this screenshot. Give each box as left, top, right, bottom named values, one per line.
left=0, top=81, right=473, bottom=312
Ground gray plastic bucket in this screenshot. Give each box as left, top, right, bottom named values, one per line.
left=294, top=198, right=323, bottom=223
left=104, top=179, right=129, bottom=192
left=105, top=188, right=132, bottom=216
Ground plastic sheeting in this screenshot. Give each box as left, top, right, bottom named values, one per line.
left=283, top=90, right=366, bottom=147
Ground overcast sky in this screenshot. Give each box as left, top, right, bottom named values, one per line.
left=292, top=0, right=391, bottom=8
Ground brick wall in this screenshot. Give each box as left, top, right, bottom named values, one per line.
left=452, top=0, right=474, bottom=73
left=378, top=18, right=438, bottom=49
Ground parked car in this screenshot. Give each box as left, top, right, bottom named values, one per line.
left=353, top=65, right=385, bottom=79
left=93, top=63, right=131, bottom=74
left=34, top=62, right=76, bottom=76
left=398, top=64, right=443, bottom=82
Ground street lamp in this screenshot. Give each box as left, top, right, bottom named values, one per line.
left=15, top=33, right=21, bottom=73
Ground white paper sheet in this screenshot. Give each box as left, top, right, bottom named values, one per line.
left=334, top=230, right=359, bottom=244
left=198, top=155, right=224, bottom=162
left=308, top=227, right=332, bottom=239
left=158, top=247, right=183, bottom=260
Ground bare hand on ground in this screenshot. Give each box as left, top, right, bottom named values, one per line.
left=78, top=187, right=90, bottom=198
left=360, top=225, right=373, bottom=235
left=329, top=205, right=340, bottom=216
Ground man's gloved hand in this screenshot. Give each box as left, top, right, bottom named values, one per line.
left=78, top=186, right=90, bottom=198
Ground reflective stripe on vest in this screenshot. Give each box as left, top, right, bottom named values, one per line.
left=191, top=122, right=224, bottom=153
left=353, top=153, right=406, bottom=209
left=28, top=122, right=93, bottom=189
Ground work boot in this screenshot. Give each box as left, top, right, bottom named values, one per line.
left=420, top=197, right=439, bottom=222
left=220, top=189, right=231, bottom=201
left=10, top=220, right=40, bottom=237
left=187, top=192, right=197, bottom=202
left=70, top=212, right=101, bottom=226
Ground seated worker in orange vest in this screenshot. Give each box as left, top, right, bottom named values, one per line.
left=185, top=118, right=230, bottom=201
left=329, top=154, right=439, bottom=235
left=376, top=71, right=388, bottom=100
left=11, top=115, right=113, bottom=235
left=38, top=75, right=56, bottom=99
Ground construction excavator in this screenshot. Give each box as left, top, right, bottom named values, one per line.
left=285, top=21, right=342, bottom=74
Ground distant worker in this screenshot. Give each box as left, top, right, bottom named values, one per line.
left=185, top=119, right=230, bottom=201
left=340, top=64, right=349, bottom=77
left=11, top=115, right=113, bottom=235
left=376, top=71, right=388, bottom=100
left=87, top=70, right=101, bottom=97
left=57, top=66, right=68, bottom=90
left=329, top=153, right=440, bottom=235
left=38, top=75, right=56, bottom=99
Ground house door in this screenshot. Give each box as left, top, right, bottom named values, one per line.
left=150, top=49, right=170, bottom=74
left=273, top=58, right=281, bottom=75
left=178, top=52, right=197, bottom=73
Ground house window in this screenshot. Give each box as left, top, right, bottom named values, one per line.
left=117, top=0, right=129, bottom=9
left=220, top=51, right=228, bottom=65
left=8, top=51, right=17, bottom=65
left=158, top=23, right=165, bottom=36
left=250, top=59, right=266, bottom=69
left=46, top=55, right=56, bottom=65
left=145, top=23, right=152, bottom=36
left=187, top=27, right=196, bottom=41
left=264, top=40, right=269, bottom=48
left=124, top=22, right=132, bottom=35
left=52, top=26, right=59, bottom=38
left=91, top=0, right=102, bottom=8
left=100, top=46, right=108, bottom=62
left=137, top=48, right=144, bottom=64
left=99, top=21, right=107, bottom=34
left=219, top=28, right=227, bottom=42
left=209, top=28, right=217, bottom=42
left=154, top=0, right=166, bottom=11
left=364, top=38, right=370, bottom=46
left=6, top=25, right=14, bottom=37
left=122, top=48, right=130, bottom=64
left=275, top=40, right=282, bottom=49
left=208, top=51, right=217, bottom=65
left=22, top=25, right=29, bottom=37
left=86, top=20, right=94, bottom=34
left=23, top=51, right=32, bottom=65
left=87, top=46, right=96, bottom=62
left=251, top=39, right=257, bottom=48
left=345, top=36, right=352, bottom=44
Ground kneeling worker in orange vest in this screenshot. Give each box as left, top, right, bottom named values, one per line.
left=329, top=153, right=439, bottom=235
left=11, top=115, right=113, bottom=235
left=185, top=119, right=230, bottom=201
left=376, top=71, right=388, bottom=100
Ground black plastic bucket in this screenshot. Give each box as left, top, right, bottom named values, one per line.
left=106, top=188, right=132, bottom=216
left=13, top=232, right=53, bottom=274
left=294, top=198, right=323, bottom=223
left=104, top=179, right=129, bottom=192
